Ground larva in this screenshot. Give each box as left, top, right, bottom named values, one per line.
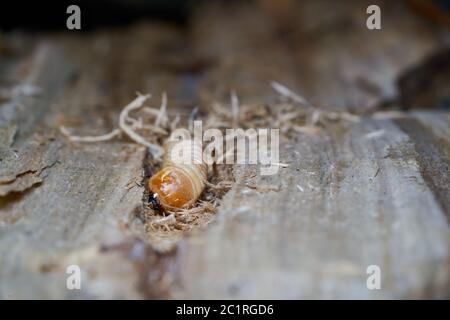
left=148, top=139, right=207, bottom=212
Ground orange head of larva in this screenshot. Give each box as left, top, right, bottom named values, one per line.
left=148, top=166, right=195, bottom=211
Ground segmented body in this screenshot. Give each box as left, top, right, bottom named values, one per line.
left=148, top=139, right=207, bottom=211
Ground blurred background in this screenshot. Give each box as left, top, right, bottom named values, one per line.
left=1, top=0, right=449, bottom=112
left=1, top=0, right=450, bottom=30
left=1, top=0, right=450, bottom=300
left=0, top=0, right=193, bottom=30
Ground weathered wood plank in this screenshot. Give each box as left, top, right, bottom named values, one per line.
left=0, top=25, right=188, bottom=299
left=0, top=1, right=449, bottom=299
left=192, top=0, right=445, bottom=111
left=170, top=1, right=450, bottom=299
left=287, top=0, right=446, bottom=112
left=174, top=114, right=450, bottom=299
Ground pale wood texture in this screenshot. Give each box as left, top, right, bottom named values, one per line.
left=0, top=0, right=449, bottom=299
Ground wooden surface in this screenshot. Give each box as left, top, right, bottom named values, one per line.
left=0, top=0, right=450, bottom=299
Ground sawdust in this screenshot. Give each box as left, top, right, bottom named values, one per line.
left=204, top=82, right=360, bottom=139
left=139, top=153, right=233, bottom=249
left=59, top=92, right=232, bottom=248
left=59, top=83, right=361, bottom=248
left=138, top=83, right=361, bottom=246
left=60, top=93, right=167, bottom=159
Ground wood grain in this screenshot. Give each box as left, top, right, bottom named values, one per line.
left=0, top=1, right=449, bottom=299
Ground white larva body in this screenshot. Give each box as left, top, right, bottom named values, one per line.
left=148, top=139, right=207, bottom=211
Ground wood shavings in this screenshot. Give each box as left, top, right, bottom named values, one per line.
left=204, top=82, right=361, bottom=144
left=270, top=81, right=362, bottom=127
left=60, top=127, right=121, bottom=142
left=60, top=93, right=166, bottom=158
left=245, top=183, right=281, bottom=193
left=118, top=94, right=164, bottom=158
left=335, top=112, right=361, bottom=123
left=231, top=90, right=240, bottom=128
left=170, top=114, right=180, bottom=132
left=151, top=213, right=176, bottom=228
left=292, top=125, right=322, bottom=135
left=145, top=200, right=218, bottom=239
left=271, top=81, right=310, bottom=106
left=188, top=107, right=199, bottom=133
left=365, top=129, right=385, bottom=139
left=138, top=81, right=365, bottom=248
left=270, top=162, right=289, bottom=168
left=154, top=92, right=168, bottom=127
left=204, top=180, right=234, bottom=190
